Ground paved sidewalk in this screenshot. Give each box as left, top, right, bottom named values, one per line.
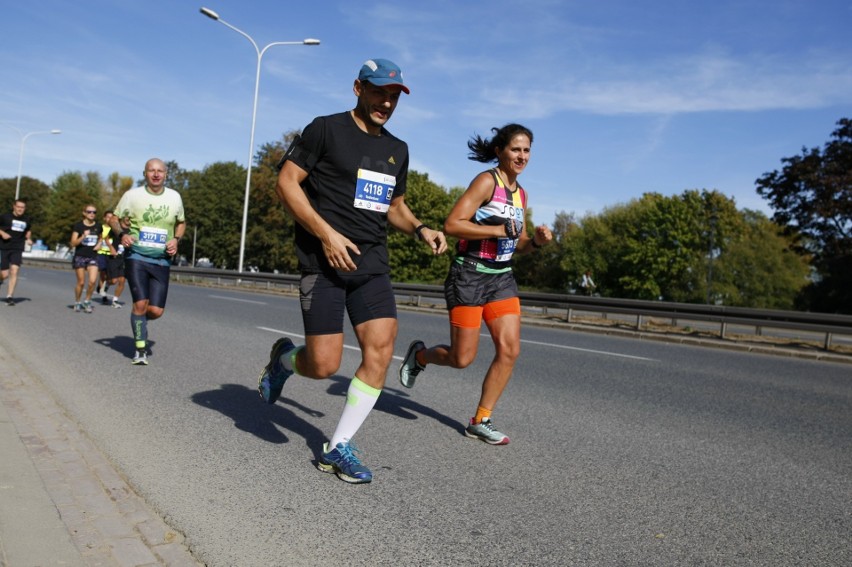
left=0, top=343, right=202, bottom=567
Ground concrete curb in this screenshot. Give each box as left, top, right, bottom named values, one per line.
left=0, top=342, right=202, bottom=567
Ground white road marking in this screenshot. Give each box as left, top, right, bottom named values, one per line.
left=209, top=294, right=267, bottom=305
left=520, top=337, right=657, bottom=361
left=257, top=327, right=363, bottom=353
left=258, top=327, right=656, bottom=362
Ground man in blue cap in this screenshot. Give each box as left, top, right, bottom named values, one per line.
left=257, top=58, right=447, bottom=483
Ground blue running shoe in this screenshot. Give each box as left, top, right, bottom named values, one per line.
left=258, top=337, right=296, bottom=404
left=317, top=441, right=373, bottom=484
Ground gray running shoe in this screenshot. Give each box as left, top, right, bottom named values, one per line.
left=398, top=340, right=425, bottom=388
left=73, top=302, right=82, bottom=312
left=464, top=418, right=509, bottom=445
left=132, top=350, right=148, bottom=365
left=112, top=299, right=122, bottom=309
left=83, top=301, right=93, bottom=313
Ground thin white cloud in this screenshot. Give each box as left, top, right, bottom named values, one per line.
left=464, top=49, right=852, bottom=118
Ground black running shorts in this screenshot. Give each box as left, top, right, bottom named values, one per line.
left=299, top=271, right=397, bottom=336
left=125, top=259, right=170, bottom=308
left=444, top=258, right=519, bottom=311
left=106, top=256, right=125, bottom=279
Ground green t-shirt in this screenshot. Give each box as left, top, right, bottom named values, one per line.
left=115, top=185, right=185, bottom=263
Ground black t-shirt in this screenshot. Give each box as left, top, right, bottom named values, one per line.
left=0, top=213, right=32, bottom=251
left=72, top=221, right=102, bottom=258
left=283, top=111, right=409, bottom=275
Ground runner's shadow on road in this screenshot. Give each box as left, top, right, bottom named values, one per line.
left=94, top=335, right=156, bottom=358
left=190, top=383, right=328, bottom=451
left=324, top=377, right=464, bottom=435
left=191, top=376, right=464, bottom=453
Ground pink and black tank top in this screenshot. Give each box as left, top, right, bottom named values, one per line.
left=456, top=168, right=527, bottom=267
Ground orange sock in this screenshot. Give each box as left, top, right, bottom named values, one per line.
left=473, top=405, right=492, bottom=424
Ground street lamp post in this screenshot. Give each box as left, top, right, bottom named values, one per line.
left=706, top=207, right=718, bottom=305
left=200, top=7, right=319, bottom=273
left=7, top=127, right=62, bottom=200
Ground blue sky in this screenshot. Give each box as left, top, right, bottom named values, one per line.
left=2, top=0, right=851, bottom=227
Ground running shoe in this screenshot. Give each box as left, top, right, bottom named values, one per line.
left=5, top=297, right=14, bottom=306
left=398, top=340, right=425, bottom=388
left=112, top=299, right=122, bottom=309
left=83, top=301, right=93, bottom=313
left=257, top=337, right=296, bottom=404
left=317, top=441, right=372, bottom=484
left=132, top=350, right=148, bottom=365
left=73, top=302, right=82, bottom=312
left=464, top=418, right=510, bottom=445
left=102, top=295, right=110, bottom=305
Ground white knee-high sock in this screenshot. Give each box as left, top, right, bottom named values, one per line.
left=328, top=376, right=381, bottom=448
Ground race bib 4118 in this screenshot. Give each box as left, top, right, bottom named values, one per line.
left=353, top=169, right=395, bottom=213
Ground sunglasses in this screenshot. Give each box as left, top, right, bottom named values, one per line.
left=85, top=209, right=97, bottom=213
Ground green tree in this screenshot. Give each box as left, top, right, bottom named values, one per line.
left=589, top=192, right=705, bottom=301
left=513, top=207, right=565, bottom=291
left=755, top=117, right=852, bottom=313
left=558, top=212, right=612, bottom=294
left=104, top=172, right=134, bottom=209
left=246, top=133, right=299, bottom=273
left=555, top=190, right=806, bottom=307
left=713, top=210, right=810, bottom=309
left=164, top=160, right=191, bottom=193
left=83, top=171, right=105, bottom=202
left=183, top=161, right=245, bottom=269
left=42, top=172, right=102, bottom=250
left=387, top=172, right=456, bottom=283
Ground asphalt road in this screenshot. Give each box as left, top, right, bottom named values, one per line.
left=2, top=267, right=850, bottom=566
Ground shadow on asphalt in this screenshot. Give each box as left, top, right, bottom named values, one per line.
left=191, top=383, right=326, bottom=451
left=94, top=335, right=156, bottom=358
left=191, top=378, right=464, bottom=460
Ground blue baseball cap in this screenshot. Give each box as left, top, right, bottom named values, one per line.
left=358, top=58, right=410, bottom=94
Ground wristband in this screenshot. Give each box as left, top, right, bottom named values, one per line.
left=414, top=224, right=429, bottom=240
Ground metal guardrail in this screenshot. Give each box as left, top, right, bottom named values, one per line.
left=518, top=290, right=852, bottom=350
left=389, top=282, right=852, bottom=350
left=28, top=256, right=852, bottom=350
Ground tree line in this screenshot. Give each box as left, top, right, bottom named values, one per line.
left=2, top=119, right=849, bottom=314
